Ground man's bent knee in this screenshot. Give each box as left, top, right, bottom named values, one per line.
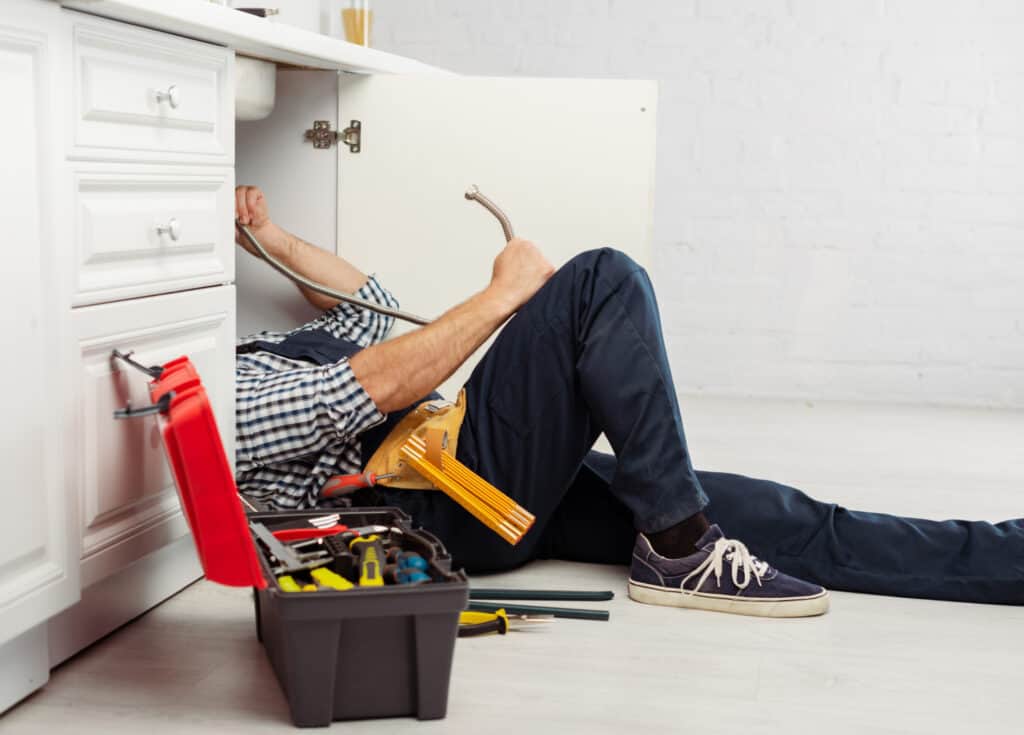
left=567, top=247, right=644, bottom=284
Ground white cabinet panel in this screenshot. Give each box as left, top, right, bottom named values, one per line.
left=68, top=11, right=233, bottom=164
left=72, top=165, right=234, bottom=305
left=235, top=69, right=340, bottom=338
left=337, top=75, right=657, bottom=397
left=0, top=2, right=79, bottom=655
left=72, top=286, right=236, bottom=587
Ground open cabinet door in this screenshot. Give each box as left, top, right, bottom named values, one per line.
left=338, top=75, right=657, bottom=396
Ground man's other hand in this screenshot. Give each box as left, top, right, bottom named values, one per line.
left=234, top=185, right=279, bottom=255
left=486, top=238, right=555, bottom=315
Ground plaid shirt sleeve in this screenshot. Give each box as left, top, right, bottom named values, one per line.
left=300, top=275, right=399, bottom=347
left=235, top=357, right=384, bottom=469
left=236, top=275, right=400, bottom=349
left=235, top=275, right=398, bottom=471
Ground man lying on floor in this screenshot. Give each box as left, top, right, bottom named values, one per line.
left=233, top=185, right=1023, bottom=615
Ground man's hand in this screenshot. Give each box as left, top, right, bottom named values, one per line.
left=351, top=238, right=552, bottom=412
left=485, top=238, right=555, bottom=315
left=234, top=185, right=283, bottom=256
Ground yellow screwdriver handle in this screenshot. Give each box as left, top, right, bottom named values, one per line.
left=350, top=534, right=385, bottom=587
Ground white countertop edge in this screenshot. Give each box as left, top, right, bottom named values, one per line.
left=58, top=0, right=452, bottom=74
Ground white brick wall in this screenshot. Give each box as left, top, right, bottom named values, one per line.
left=374, top=0, right=1024, bottom=408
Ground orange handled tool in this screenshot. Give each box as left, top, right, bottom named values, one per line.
left=321, top=472, right=397, bottom=499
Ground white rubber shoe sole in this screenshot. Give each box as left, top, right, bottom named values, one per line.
left=628, top=579, right=831, bottom=618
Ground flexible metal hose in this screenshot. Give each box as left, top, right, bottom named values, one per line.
left=235, top=222, right=432, bottom=326
left=235, top=186, right=515, bottom=327
left=465, top=185, right=514, bottom=242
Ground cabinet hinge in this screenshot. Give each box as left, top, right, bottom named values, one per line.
left=303, top=120, right=361, bottom=152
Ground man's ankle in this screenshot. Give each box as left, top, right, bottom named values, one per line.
left=645, top=512, right=711, bottom=558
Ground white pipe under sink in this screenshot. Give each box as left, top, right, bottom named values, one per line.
left=235, top=55, right=276, bottom=121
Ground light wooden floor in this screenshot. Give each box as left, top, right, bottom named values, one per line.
left=6, top=397, right=1023, bottom=734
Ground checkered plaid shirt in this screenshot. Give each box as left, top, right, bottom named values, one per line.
left=235, top=276, right=398, bottom=510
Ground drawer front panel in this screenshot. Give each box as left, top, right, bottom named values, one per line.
left=72, top=166, right=234, bottom=305
left=72, top=286, right=236, bottom=587
left=70, top=14, right=233, bottom=163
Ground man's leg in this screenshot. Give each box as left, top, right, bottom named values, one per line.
left=538, top=452, right=1024, bottom=605
left=699, top=471, right=1024, bottom=605
left=378, top=248, right=708, bottom=571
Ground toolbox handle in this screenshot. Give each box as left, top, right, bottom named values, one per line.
left=113, top=391, right=174, bottom=420
left=111, top=349, right=164, bottom=379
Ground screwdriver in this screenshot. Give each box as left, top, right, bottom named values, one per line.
left=321, top=472, right=398, bottom=498
left=349, top=534, right=386, bottom=586
left=457, top=608, right=554, bottom=637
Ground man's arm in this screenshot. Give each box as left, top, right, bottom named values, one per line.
left=236, top=183, right=555, bottom=413
left=350, top=238, right=554, bottom=413
left=235, top=185, right=367, bottom=310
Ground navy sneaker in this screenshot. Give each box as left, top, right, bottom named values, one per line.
left=628, top=525, right=830, bottom=618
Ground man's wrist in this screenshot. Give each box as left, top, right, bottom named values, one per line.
left=475, top=286, right=517, bottom=324
left=250, top=222, right=292, bottom=259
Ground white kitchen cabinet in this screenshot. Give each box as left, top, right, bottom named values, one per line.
left=2, top=0, right=659, bottom=715
left=0, top=0, right=79, bottom=711
left=47, top=286, right=236, bottom=665
left=71, top=164, right=235, bottom=306
left=238, top=73, right=656, bottom=397
left=70, top=16, right=234, bottom=165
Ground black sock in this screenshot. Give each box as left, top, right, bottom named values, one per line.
left=646, top=512, right=711, bottom=558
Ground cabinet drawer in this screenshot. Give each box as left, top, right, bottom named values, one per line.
left=72, top=286, right=236, bottom=587
left=72, top=166, right=235, bottom=306
left=69, top=13, right=233, bottom=163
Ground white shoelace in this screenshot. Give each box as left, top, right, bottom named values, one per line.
left=679, top=537, right=770, bottom=596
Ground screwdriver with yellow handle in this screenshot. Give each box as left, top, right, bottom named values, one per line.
left=457, top=608, right=554, bottom=637
left=349, top=534, right=386, bottom=587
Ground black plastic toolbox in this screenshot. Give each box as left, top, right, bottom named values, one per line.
left=127, top=355, right=469, bottom=728
left=249, top=509, right=468, bottom=728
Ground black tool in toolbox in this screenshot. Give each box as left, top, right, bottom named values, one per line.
left=112, top=351, right=469, bottom=728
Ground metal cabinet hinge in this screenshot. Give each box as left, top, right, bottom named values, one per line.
left=303, top=120, right=361, bottom=152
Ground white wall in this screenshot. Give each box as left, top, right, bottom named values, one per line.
left=374, top=0, right=1024, bottom=408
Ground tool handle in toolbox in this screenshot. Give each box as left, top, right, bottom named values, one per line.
left=350, top=535, right=386, bottom=587
left=272, top=525, right=350, bottom=542
left=310, top=567, right=354, bottom=591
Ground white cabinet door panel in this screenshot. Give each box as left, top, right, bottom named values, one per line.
left=68, top=11, right=233, bottom=164
left=72, top=165, right=235, bottom=306
left=235, top=69, right=341, bottom=338
left=72, top=286, right=236, bottom=588
left=0, top=2, right=79, bottom=652
left=337, top=76, right=657, bottom=397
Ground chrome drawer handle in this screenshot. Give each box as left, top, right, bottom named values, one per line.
left=154, top=84, right=180, bottom=109
left=155, top=218, right=181, bottom=242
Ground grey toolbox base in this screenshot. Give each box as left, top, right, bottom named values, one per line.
left=249, top=508, right=469, bottom=728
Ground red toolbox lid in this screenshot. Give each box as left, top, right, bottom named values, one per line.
left=146, top=356, right=267, bottom=589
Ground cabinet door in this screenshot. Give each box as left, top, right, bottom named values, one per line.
left=47, top=286, right=235, bottom=665
left=0, top=1, right=80, bottom=648
left=71, top=286, right=236, bottom=589
left=337, top=76, right=657, bottom=395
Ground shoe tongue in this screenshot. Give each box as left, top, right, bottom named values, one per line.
left=695, top=524, right=725, bottom=550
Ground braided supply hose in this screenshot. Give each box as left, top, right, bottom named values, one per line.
left=235, top=186, right=515, bottom=326
left=235, top=221, right=432, bottom=325
left=465, top=185, right=514, bottom=242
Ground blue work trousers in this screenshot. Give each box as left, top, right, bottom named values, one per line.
left=375, top=249, right=1024, bottom=605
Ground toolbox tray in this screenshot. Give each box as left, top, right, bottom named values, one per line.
left=122, top=354, right=468, bottom=728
